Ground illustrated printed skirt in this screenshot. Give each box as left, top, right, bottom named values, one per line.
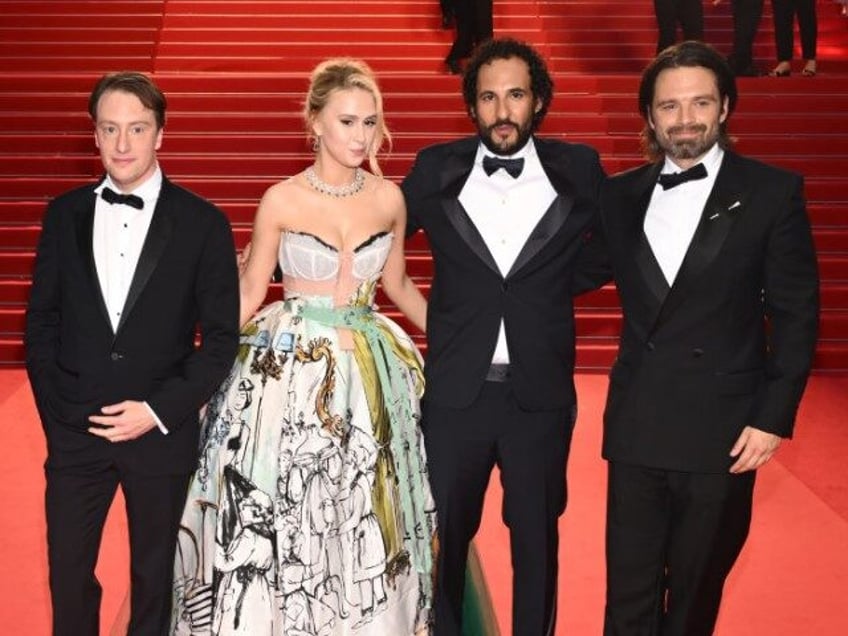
left=171, top=296, right=437, bottom=635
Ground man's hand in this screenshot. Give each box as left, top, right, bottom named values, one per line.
left=88, top=400, right=158, bottom=442
left=237, top=241, right=252, bottom=277
left=729, top=426, right=782, bottom=473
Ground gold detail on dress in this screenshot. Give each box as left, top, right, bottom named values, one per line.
left=295, top=337, right=345, bottom=438
left=250, top=345, right=284, bottom=383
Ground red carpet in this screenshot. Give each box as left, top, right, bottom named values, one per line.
left=2, top=369, right=846, bottom=634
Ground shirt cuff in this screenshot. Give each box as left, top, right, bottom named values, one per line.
left=144, top=401, right=169, bottom=435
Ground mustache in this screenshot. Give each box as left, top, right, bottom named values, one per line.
left=667, top=124, right=708, bottom=135
left=486, top=119, right=519, bottom=133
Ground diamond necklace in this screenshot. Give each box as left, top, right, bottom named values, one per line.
left=304, top=166, right=365, bottom=198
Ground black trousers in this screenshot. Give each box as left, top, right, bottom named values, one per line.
left=654, top=0, right=704, bottom=53
left=423, top=380, right=574, bottom=635
left=729, top=0, right=764, bottom=71
left=45, top=452, right=190, bottom=636
left=446, top=0, right=493, bottom=61
left=771, top=0, right=817, bottom=61
left=603, top=462, right=756, bottom=636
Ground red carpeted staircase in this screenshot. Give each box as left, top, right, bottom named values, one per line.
left=1, top=0, right=847, bottom=370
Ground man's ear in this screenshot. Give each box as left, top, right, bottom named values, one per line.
left=719, top=96, right=729, bottom=124
left=646, top=108, right=656, bottom=131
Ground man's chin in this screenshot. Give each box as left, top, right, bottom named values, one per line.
left=668, top=143, right=705, bottom=161
left=481, top=137, right=520, bottom=156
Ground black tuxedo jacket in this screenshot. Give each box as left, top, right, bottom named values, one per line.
left=402, top=136, right=606, bottom=410
left=598, top=151, right=819, bottom=473
left=25, top=176, right=240, bottom=475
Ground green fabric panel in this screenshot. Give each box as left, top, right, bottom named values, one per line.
left=460, top=543, right=500, bottom=635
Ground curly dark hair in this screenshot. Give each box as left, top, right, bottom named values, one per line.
left=639, top=41, right=737, bottom=161
left=462, top=38, right=554, bottom=131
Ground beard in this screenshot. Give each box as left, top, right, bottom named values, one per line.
left=657, top=123, right=720, bottom=161
left=477, top=116, right=535, bottom=156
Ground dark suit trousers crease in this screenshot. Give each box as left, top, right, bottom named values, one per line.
left=730, top=0, right=764, bottom=68
left=771, top=0, right=817, bottom=61
left=46, top=448, right=191, bottom=636
left=447, top=0, right=493, bottom=61
left=604, top=462, right=755, bottom=636
left=654, top=0, right=704, bottom=53
left=423, top=381, right=574, bottom=636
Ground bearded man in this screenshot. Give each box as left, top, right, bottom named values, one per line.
left=596, top=41, right=819, bottom=636
left=402, top=38, right=608, bottom=635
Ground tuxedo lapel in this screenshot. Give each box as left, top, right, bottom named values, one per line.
left=506, top=138, right=575, bottom=278
left=441, top=139, right=500, bottom=276
left=74, top=187, right=113, bottom=330
left=115, top=180, right=174, bottom=334
left=652, top=152, right=748, bottom=331
left=506, top=195, right=572, bottom=278
left=630, top=164, right=671, bottom=314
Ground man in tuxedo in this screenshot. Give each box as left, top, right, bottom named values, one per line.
left=25, top=72, right=240, bottom=635
left=653, top=0, right=704, bottom=53
left=402, top=38, right=606, bottom=635
left=596, top=41, right=819, bottom=635
left=444, top=0, right=493, bottom=74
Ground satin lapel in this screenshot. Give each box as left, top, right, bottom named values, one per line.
left=74, top=187, right=113, bottom=330
left=630, top=164, right=671, bottom=315
left=506, top=194, right=572, bottom=278
left=652, top=153, right=748, bottom=331
left=505, top=139, right=575, bottom=278
left=441, top=140, right=500, bottom=276
left=115, top=180, right=174, bottom=335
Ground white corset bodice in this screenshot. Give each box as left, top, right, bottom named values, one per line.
left=278, top=230, right=393, bottom=306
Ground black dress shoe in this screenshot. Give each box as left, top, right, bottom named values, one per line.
left=446, top=57, right=462, bottom=75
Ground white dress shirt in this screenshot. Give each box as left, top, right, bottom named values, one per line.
left=459, top=138, right=558, bottom=364
left=93, top=167, right=168, bottom=433
left=644, top=144, right=724, bottom=285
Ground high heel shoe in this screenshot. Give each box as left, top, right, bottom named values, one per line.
left=802, top=61, right=817, bottom=76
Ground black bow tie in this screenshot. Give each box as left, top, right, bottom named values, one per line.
left=657, top=163, right=708, bottom=190
left=101, top=186, right=144, bottom=209
left=483, top=155, right=525, bottom=179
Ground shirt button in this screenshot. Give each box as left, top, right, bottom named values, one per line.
left=110, top=352, right=121, bottom=361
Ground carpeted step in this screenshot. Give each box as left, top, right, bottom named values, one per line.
left=1, top=0, right=846, bottom=369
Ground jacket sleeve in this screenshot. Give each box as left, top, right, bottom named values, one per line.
left=24, top=201, right=62, bottom=419
left=573, top=148, right=613, bottom=295
left=753, top=173, right=819, bottom=437
left=401, top=150, right=430, bottom=237
left=146, top=209, right=241, bottom=430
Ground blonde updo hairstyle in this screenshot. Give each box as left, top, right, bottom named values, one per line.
left=304, top=58, right=391, bottom=177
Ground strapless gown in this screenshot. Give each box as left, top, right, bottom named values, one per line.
left=171, top=230, right=436, bottom=635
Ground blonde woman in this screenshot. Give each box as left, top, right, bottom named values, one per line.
left=167, top=59, right=436, bottom=635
